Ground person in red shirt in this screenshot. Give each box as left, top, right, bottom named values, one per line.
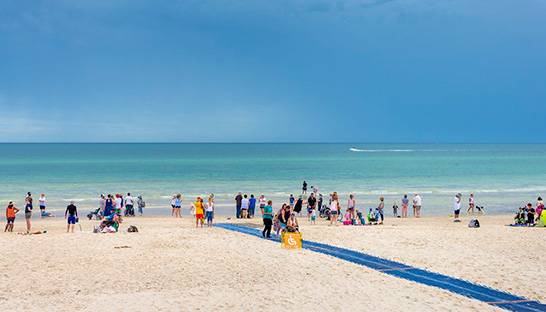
left=5, top=201, right=20, bottom=232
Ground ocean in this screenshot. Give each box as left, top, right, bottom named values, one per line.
left=0, top=143, right=545, bottom=216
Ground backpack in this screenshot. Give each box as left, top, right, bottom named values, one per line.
left=468, top=219, right=480, bottom=228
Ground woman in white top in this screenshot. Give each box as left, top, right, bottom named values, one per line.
left=206, top=197, right=215, bottom=227
left=259, top=195, right=267, bottom=214
left=347, top=194, right=356, bottom=219
left=39, top=194, right=47, bottom=217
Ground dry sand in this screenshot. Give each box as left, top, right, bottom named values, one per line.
left=0, top=214, right=542, bottom=311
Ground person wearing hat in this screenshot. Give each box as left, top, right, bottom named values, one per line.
left=453, top=193, right=462, bottom=222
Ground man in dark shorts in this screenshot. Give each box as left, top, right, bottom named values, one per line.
left=302, top=180, right=308, bottom=195
left=65, top=201, right=78, bottom=233
left=235, top=192, right=243, bottom=218
left=307, top=193, right=317, bottom=221
left=24, top=192, right=33, bottom=233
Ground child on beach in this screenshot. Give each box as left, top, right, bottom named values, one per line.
left=137, top=195, right=145, bottom=216
left=454, top=193, right=462, bottom=222
left=310, top=208, right=317, bottom=225
left=392, top=201, right=399, bottom=218
left=343, top=211, right=352, bottom=225
left=193, top=197, right=205, bottom=228
left=526, top=203, right=535, bottom=226
left=514, top=208, right=526, bottom=225
left=5, top=202, right=19, bottom=232
left=273, top=213, right=281, bottom=236
left=289, top=194, right=295, bottom=208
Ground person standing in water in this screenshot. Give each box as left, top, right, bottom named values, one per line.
left=413, top=193, right=422, bottom=218
left=240, top=194, right=250, bottom=219
left=174, top=194, right=182, bottom=218
left=124, top=193, right=134, bottom=217
left=24, top=192, right=33, bottom=233
left=5, top=202, right=19, bottom=232
left=262, top=200, right=274, bottom=238
left=65, top=201, right=78, bottom=233
left=302, top=180, right=308, bottom=195
left=192, top=197, right=205, bottom=228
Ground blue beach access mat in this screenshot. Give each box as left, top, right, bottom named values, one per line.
left=216, top=223, right=546, bottom=312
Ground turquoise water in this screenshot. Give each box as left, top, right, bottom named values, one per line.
left=0, top=143, right=545, bottom=216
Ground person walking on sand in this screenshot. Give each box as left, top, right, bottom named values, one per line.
left=302, top=180, right=308, bottom=195
left=137, top=195, right=146, bottom=216
left=262, top=200, right=274, bottom=238
left=24, top=192, right=33, bottom=233
left=192, top=197, right=205, bottom=228
left=413, top=194, right=422, bottom=218
left=205, top=196, right=214, bottom=227
left=5, top=202, right=19, bottom=232
left=454, top=193, right=462, bottom=222
left=401, top=194, right=409, bottom=218
left=65, top=201, right=78, bottom=233
left=467, top=193, right=475, bottom=215
left=235, top=192, right=243, bottom=219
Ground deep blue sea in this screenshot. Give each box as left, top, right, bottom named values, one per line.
left=0, top=143, right=545, bottom=216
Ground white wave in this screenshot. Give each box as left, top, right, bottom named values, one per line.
left=349, top=148, right=415, bottom=152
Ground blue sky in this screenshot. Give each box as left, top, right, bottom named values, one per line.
left=1, top=0, right=545, bottom=142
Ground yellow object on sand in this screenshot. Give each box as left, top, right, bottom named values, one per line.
left=281, top=232, right=302, bottom=249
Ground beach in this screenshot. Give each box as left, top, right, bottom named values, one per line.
left=1, top=214, right=543, bottom=311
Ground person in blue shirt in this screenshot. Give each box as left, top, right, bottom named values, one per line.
left=249, top=194, right=257, bottom=218
left=289, top=194, right=295, bottom=208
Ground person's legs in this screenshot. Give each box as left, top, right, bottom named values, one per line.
left=26, top=217, right=31, bottom=233
left=417, top=206, right=421, bottom=218
left=171, top=207, right=175, bottom=216
left=265, top=219, right=272, bottom=237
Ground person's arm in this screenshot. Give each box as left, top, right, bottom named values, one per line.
left=65, top=206, right=68, bottom=218
left=75, top=206, right=78, bottom=217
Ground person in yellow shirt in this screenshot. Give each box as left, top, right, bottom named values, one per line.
left=192, top=197, right=205, bottom=228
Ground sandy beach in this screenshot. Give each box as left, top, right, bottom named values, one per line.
left=0, top=214, right=543, bottom=311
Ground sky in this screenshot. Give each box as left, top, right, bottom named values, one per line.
left=1, top=0, right=545, bottom=143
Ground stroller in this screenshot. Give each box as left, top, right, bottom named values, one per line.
left=87, top=207, right=102, bottom=220
left=319, top=204, right=331, bottom=219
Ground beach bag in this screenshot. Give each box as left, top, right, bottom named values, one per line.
left=468, top=219, right=480, bottom=228
left=128, top=225, right=139, bottom=233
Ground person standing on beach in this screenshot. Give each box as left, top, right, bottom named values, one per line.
left=330, top=193, right=339, bottom=226
left=115, top=194, right=123, bottom=215
left=294, top=196, right=303, bottom=215
left=175, top=194, right=182, bottom=218
left=205, top=196, right=214, bottom=227
left=235, top=192, right=243, bottom=218
left=137, top=195, right=145, bottom=216
left=39, top=194, right=47, bottom=217
left=240, top=194, right=250, bottom=219
left=413, top=194, right=422, bottom=218
left=262, top=200, right=274, bottom=238
left=104, top=194, right=114, bottom=217
left=377, top=197, right=385, bottom=224
left=24, top=192, right=33, bottom=233
left=453, top=193, right=462, bottom=222
left=65, top=201, right=78, bottom=233
left=192, top=197, right=205, bottom=228
left=347, top=194, right=356, bottom=219
left=467, top=193, right=475, bottom=215
left=249, top=194, right=256, bottom=218
left=5, top=202, right=19, bottom=232
left=99, top=194, right=106, bottom=216
left=302, top=180, right=308, bottom=195
left=124, top=193, right=134, bottom=217
left=307, top=193, right=317, bottom=221
left=401, top=194, right=409, bottom=218
left=259, top=195, right=266, bottom=215
left=289, top=194, right=295, bottom=208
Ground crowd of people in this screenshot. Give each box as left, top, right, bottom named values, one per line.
left=513, top=197, right=545, bottom=227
